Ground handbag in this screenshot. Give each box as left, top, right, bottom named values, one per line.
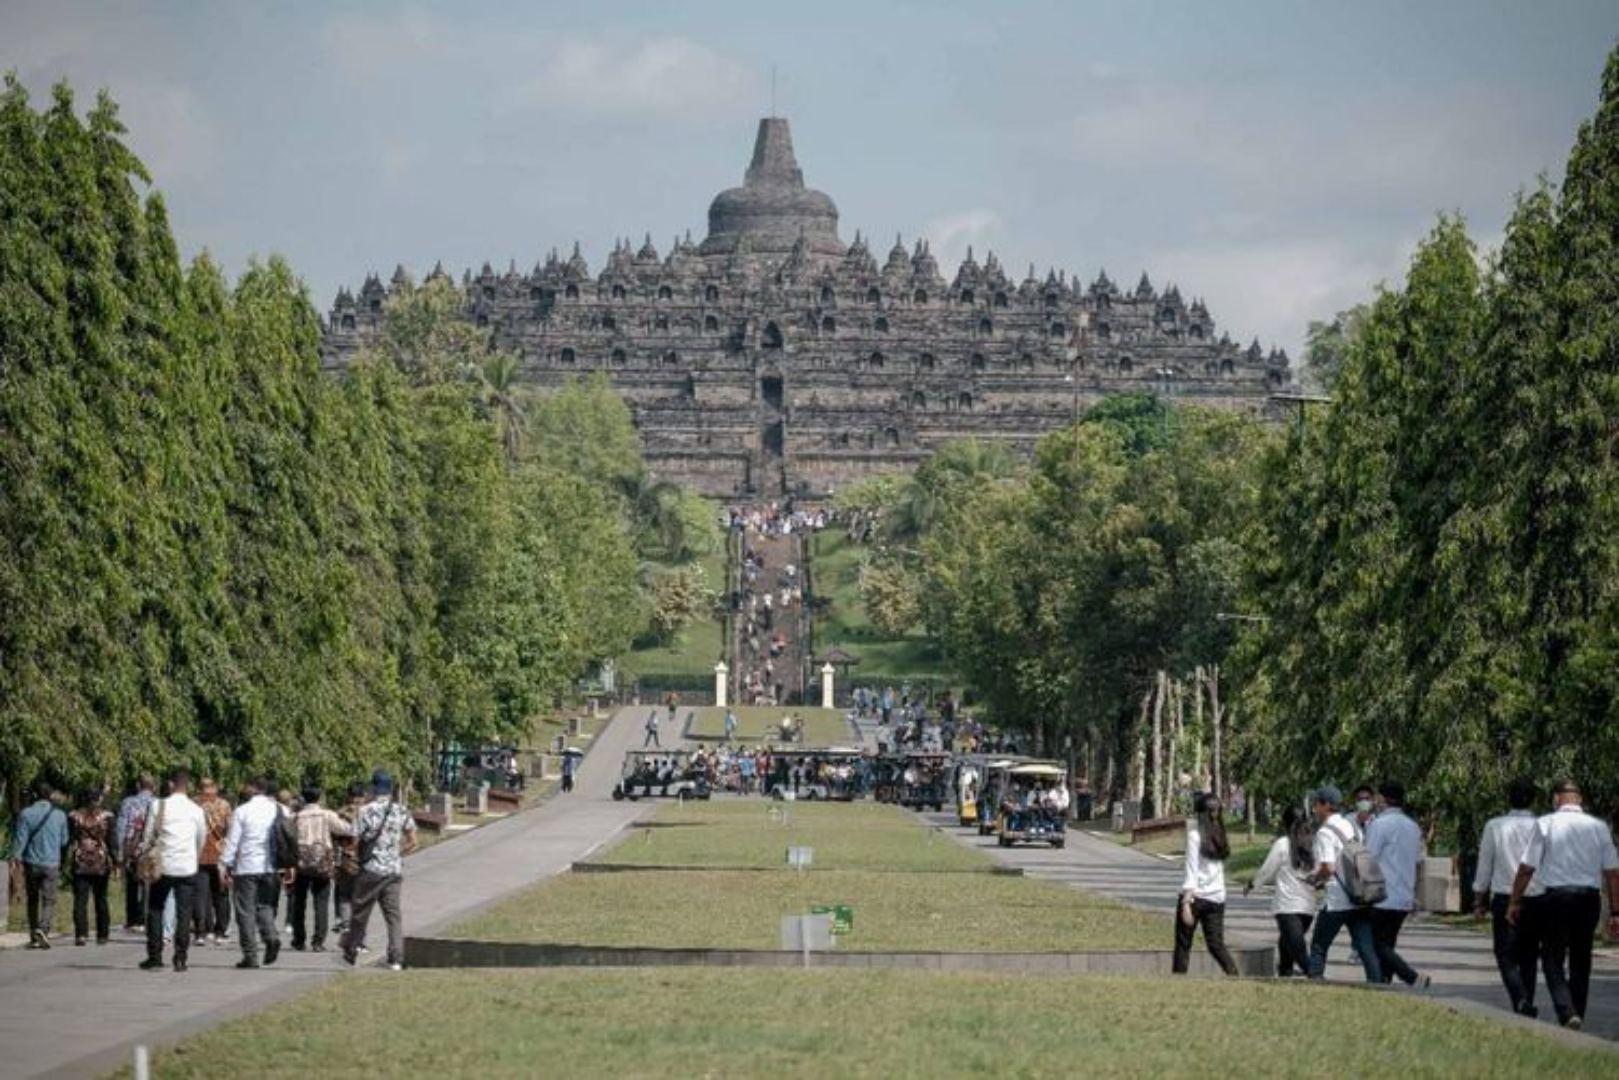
left=135, top=798, right=167, bottom=884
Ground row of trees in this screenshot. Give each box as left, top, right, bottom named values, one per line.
left=0, top=79, right=691, bottom=807
left=845, top=45, right=1619, bottom=836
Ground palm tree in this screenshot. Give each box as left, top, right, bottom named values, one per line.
left=890, top=438, right=1020, bottom=541
left=481, top=352, right=526, bottom=463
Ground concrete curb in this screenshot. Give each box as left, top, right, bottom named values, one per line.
left=404, top=936, right=1273, bottom=976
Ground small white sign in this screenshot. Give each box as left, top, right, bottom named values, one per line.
left=786, top=846, right=814, bottom=869
left=780, top=912, right=835, bottom=952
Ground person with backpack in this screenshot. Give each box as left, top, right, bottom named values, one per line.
left=341, top=769, right=417, bottom=970
left=1247, top=804, right=1319, bottom=976
left=114, top=774, right=156, bottom=932
left=1172, top=792, right=1240, bottom=976
left=1364, top=781, right=1431, bottom=989
left=68, top=787, right=116, bottom=946
left=289, top=785, right=353, bottom=953
left=136, top=770, right=207, bottom=972
left=1507, top=780, right=1619, bottom=1031
left=1305, top=785, right=1383, bottom=982
left=219, top=776, right=292, bottom=969
left=9, top=780, right=70, bottom=949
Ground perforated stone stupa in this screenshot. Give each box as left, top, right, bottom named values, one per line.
left=323, top=118, right=1291, bottom=498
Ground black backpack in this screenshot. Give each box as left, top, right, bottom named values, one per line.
left=273, top=811, right=299, bottom=871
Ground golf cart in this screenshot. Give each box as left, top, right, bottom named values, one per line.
left=767, top=748, right=865, bottom=801
left=611, top=749, right=712, bottom=801
left=976, top=759, right=1025, bottom=836
left=895, top=751, right=950, bottom=812
left=995, top=762, right=1069, bottom=848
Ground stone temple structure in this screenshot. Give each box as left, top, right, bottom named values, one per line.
left=322, top=118, right=1291, bottom=497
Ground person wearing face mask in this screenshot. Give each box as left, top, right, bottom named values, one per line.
left=1352, top=785, right=1376, bottom=830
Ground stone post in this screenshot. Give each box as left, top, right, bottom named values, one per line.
left=715, top=661, right=729, bottom=708
left=821, top=662, right=835, bottom=710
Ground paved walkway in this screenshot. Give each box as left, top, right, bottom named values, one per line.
left=921, top=811, right=1619, bottom=1043
left=0, top=707, right=671, bottom=1079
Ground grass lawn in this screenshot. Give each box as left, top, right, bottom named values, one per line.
left=688, top=705, right=856, bottom=745
left=624, top=545, right=729, bottom=681
left=452, top=801, right=1164, bottom=952
left=133, top=969, right=1619, bottom=1079
left=587, top=801, right=990, bottom=872
left=808, top=531, right=951, bottom=683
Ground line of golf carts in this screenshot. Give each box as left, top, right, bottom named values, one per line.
left=954, top=756, right=1069, bottom=848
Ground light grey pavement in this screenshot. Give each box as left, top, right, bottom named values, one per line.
left=921, top=810, right=1619, bottom=1044
left=0, top=707, right=671, bottom=1080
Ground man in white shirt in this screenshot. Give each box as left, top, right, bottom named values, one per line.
left=1472, top=778, right=1543, bottom=1017
left=1364, top=781, right=1431, bottom=989
left=220, top=777, right=291, bottom=970
left=138, top=770, right=207, bottom=973
left=1508, top=780, right=1619, bottom=1030
left=1305, top=785, right=1382, bottom=982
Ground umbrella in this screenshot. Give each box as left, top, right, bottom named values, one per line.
left=563, top=746, right=585, bottom=757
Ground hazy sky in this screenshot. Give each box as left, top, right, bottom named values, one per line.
left=5, top=0, right=1616, bottom=355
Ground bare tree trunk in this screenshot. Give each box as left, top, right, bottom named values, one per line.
left=1132, top=692, right=1150, bottom=804
left=1167, top=677, right=1183, bottom=818
left=1192, top=667, right=1205, bottom=790
left=1150, top=671, right=1166, bottom=819
left=1206, top=664, right=1224, bottom=802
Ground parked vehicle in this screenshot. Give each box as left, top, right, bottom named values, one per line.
left=994, top=762, right=1069, bottom=849
left=611, top=750, right=712, bottom=801
left=767, top=748, right=866, bottom=801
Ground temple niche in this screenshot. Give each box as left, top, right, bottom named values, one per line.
left=322, top=118, right=1292, bottom=499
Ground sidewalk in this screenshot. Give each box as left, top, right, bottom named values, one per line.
left=923, top=811, right=1619, bottom=1042
left=0, top=707, right=671, bottom=1079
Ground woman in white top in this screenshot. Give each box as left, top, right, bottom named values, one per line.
left=1247, top=805, right=1320, bottom=976
left=1173, top=792, right=1240, bottom=976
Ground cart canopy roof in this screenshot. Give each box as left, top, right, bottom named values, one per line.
left=1009, top=763, right=1067, bottom=778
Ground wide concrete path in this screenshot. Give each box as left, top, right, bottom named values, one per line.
left=922, top=811, right=1619, bottom=1042
left=0, top=707, right=673, bottom=1079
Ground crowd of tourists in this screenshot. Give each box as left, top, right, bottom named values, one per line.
left=9, top=766, right=417, bottom=973
left=1176, top=778, right=1619, bottom=1030
left=729, top=503, right=823, bottom=708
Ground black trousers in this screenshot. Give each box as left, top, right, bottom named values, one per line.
left=1490, top=893, right=1539, bottom=1011
left=1538, top=887, right=1601, bottom=1023
left=290, top=874, right=331, bottom=948
left=1275, top=912, right=1314, bottom=976
left=146, top=874, right=194, bottom=963
left=122, top=861, right=147, bottom=927
left=192, top=864, right=230, bottom=936
left=1370, top=908, right=1420, bottom=985
left=72, top=873, right=110, bottom=941
left=1173, top=898, right=1239, bottom=975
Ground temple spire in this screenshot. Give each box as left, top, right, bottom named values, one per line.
left=745, top=118, right=805, bottom=188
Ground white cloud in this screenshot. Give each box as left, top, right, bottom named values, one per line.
left=526, top=37, right=757, bottom=119
left=114, top=80, right=219, bottom=183
left=920, top=208, right=1001, bottom=269
left=1150, top=239, right=1412, bottom=358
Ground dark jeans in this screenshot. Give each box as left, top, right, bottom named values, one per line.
left=1490, top=893, right=1540, bottom=1011
left=333, top=872, right=356, bottom=930
left=1172, top=898, right=1240, bottom=975
left=232, top=872, right=280, bottom=961
left=192, top=864, right=230, bottom=937
left=72, top=873, right=110, bottom=941
left=146, top=874, right=194, bottom=963
left=291, top=874, right=331, bottom=948
left=1308, top=907, right=1382, bottom=982
left=1539, top=887, right=1601, bottom=1023
left=23, top=864, right=60, bottom=936
left=1370, top=908, right=1421, bottom=985
left=122, top=862, right=147, bottom=927
left=1275, top=912, right=1314, bottom=976
left=343, top=871, right=404, bottom=965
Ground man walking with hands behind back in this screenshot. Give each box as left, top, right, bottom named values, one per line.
left=138, top=770, right=206, bottom=972
left=341, top=769, right=416, bottom=971
left=1508, top=780, right=1619, bottom=1031
left=220, top=777, right=290, bottom=969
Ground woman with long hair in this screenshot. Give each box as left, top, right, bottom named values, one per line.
left=1247, top=804, right=1320, bottom=976
left=1173, top=792, right=1241, bottom=976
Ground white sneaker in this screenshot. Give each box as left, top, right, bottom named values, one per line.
left=386, top=962, right=403, bottom=971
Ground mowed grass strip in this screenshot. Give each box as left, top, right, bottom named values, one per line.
left=688, top=704, right=856, bottom=745
left=593, top=800, right=988, bottom=872
left=450, top=867, right=1163, bottom=952
left=133, top=969, right=1618, bottom=1079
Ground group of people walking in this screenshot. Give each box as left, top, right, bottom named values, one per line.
left=9, top=767, right=416, bottom=973
left=1174, top=778, right=1619, bottom=1031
